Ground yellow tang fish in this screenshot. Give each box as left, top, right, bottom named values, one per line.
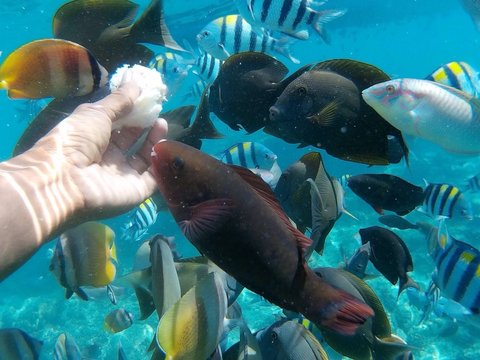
left=0, top=39, right=108, bottom=99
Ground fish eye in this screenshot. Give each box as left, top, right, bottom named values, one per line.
left=203, top=31, right=210, bottom=37
left=386, top=84, right=396, bottom=95
left=172, top=156, right=185, bottom=170
left=271, top=331, right=278, bottom=342
left=296, top=86, right=307, bottom=96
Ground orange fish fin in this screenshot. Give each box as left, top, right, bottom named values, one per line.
left=228, top=165, right=313, bottom=256
left=179, top=198, right=235, bottom=241
left=320, top=290, right=374, bottom=335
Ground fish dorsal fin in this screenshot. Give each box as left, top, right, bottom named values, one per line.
left=228, top=165, right=313, bottom=254
left=162, top=106, right=196, bottom=128
left=190, top=86, right=223, bottom=139
left=130, top=0, right=186, bottom=51
left=311, top=59, right=390, bottom=90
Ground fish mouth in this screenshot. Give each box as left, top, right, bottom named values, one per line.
left=196, top=34, right=203, bottom=41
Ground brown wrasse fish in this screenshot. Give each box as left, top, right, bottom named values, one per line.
left=151, top=140, right=373, bottom=335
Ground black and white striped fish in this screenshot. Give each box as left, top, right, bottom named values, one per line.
left=149, top=52, right=191, bottom=96
left=421, top=182, right=473, bottom=220
left=196, top=14, right=299, bottom=63
left=122, top=197, right=158, bottom=241
left=235, top=0, right=346, bottom=42
left=192, top=52, right=223, bottom=84
left=430, top=221, right=480, bottom=313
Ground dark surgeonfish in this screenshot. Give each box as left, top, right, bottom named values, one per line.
left=347, top=174, right=425, bottom=216
left=343, top=243, right=372, bottom=279
left=209, top=52, right=306, bottom=133
left=54, top=333, right=81, bottom=360
left=0, top=328, right=43, bottom=360
left=53, top=0, right=185, bottom=72
left=151, top=140, right=374, bottom=335
left=0, top=39, right=108, bottom=99
left=274, top=152, right=350, bottom=255
left=313, top=268, right=413, bottom=360
left=49, top=222, right=118, bottom=300
left=359, top=226, right=419, bottom=298
left=266, top=59, right=409, bottom=165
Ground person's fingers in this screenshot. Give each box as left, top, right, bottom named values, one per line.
left=69, top=83, right=141, bottom=125
left=136, top=118, right=168, bottom=163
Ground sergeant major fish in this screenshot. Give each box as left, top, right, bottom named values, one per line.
left=465, top=173, right=480, bottom=192
left=54, top=333, right=81, bottom=360
left=149, top=52, right=192, bottom=97
left=234, top=0, right=346, bottom=42
left=362, top=78, right=480, bottom=155
left=197, top=15, right=299, bottom=63
left=151, top=140, right=374, bottom=335
left=426, top=61, right=480, bottom=98
left=430, top=221, right=480, bottom=314
left=121, top=197, right=158, bottom=242
left=421, top=182, right=473, bottom=220
left=193, top=52, right=223, bottom=84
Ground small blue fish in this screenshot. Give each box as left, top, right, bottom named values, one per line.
left=122, top=197, right=158, bottom=241
left=431, top=221, right=480, bottom=313
left=426, top=61, right=480, bottom=98
left=422, top=182, right=473, bottom=220
left=196, top=14, right=298, bottom=63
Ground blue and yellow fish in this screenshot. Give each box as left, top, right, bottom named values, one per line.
left=431, top=221, right=480, bottom=313
left=122, top=197, right=158, bottom=242
left=422, top=182, right=473, bottom=220
left=192, top=52, right=222, bottom=84
left=426, top=61, right=480, bottom=98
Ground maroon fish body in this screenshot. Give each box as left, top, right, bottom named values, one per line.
left=151, top=140, right=373, bottom=334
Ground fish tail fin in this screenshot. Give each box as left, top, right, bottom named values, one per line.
left=318, top=290, right=374, bottom=335
left=130, top=0, right=186, bottom=52
left=372, top=335, right=414, bottom=360
left=307, top=271, right=374, bottom=335
left=310, top=9, right=347, bottom=44
left=397, top=276, right=420, bottom=300
left=273, top=37, right=300, bottom=64
left=190, top=88, right=223, bottom=140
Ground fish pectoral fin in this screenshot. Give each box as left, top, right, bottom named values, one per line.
left=179, top=198, right=235, bottom=241
left=307, top=100, right=341, bottom=126
left=74, top=287, right=89, bottom=301
left=281, top=30, right=309, bottom=40
left=246, top=0, right=256, bottom=21
left=218, top=43, right=231, bottom=58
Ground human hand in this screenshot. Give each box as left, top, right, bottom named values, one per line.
left=34, top=83, right=168, bottom=223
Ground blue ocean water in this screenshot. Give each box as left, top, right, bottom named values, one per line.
left=1, top=0, right=480, bottom=359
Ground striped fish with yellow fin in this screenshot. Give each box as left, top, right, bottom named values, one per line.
left=49, top=222, right=117, bottom=301
left=0, top=39, right=108, bottom=99
left=426, top=61, right=480, bottom=97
